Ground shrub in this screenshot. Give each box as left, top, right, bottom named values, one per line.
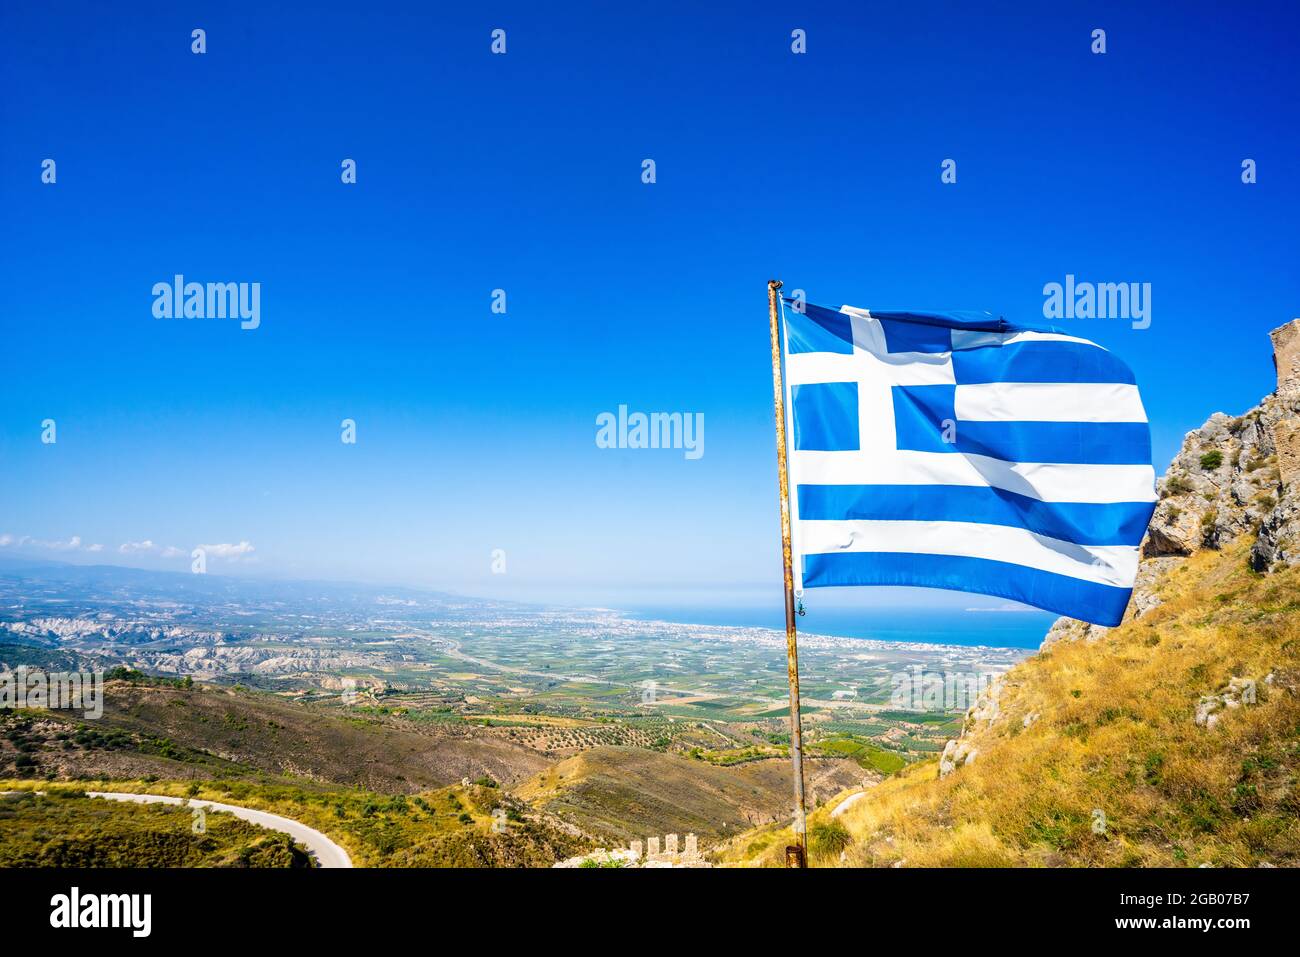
left=809, top=821, right=852, bottom=857
left=1199, top=450, right=1223, bottom=470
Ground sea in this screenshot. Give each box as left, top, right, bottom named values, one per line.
left=622, top=603, right=1057, bottom=650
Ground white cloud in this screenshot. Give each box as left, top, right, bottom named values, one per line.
left=3, top=534, right=250, bottom=563
left=119, top=540, right=192, bottom=558
left=0, top=534, right=97, bottom=552
left=197, top=541, right=256, bottom=560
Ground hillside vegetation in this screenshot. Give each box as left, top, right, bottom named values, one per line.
left=0, top=789, right=314, bottom=867
left=721, top=533, right=1300, bottom=868
left=0, top=776, right=589, bottom=867
left=516, top=745, right=863, bottom=842
left=0, top=678, right=549, bottom=791
left=0, top=680, right=586, bottom=866
left=0, top=678, right=860, bottom=864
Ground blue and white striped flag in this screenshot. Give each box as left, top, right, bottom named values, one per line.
left=782, top=300, right=1157, bottom=627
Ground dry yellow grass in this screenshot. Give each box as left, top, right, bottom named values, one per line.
left=718, top=541, right=1300, bottom=868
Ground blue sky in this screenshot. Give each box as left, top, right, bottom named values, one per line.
left=1, top=1, right=1297, bottom=627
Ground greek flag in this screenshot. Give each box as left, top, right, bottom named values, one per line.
left=782, top=300, right=1157, bottom=626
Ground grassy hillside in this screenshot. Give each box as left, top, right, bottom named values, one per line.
left=718, top=540, right=1300, bottom=867
left=0, top=790, right=314, bottom=867
left=0, top=680, right=588, bottom=866
left=0, top=678, right=549, bottom=791
left=0, top=678, right=860, bottom=865
left=516, top=745, right=862, bottom=844
left=0, top=776, right=589, bottom=867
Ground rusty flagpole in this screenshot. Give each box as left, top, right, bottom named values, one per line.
left=767, top=278, right=809, bottom=868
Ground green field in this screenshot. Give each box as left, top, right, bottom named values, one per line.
left=811, top=736, right=908, bottom=775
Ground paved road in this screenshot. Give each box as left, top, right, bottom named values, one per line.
left=830, top=791, right=869, bottom=818
left=86, top=791, right=353, bottom=868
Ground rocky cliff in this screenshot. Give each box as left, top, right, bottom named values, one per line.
left=944, top=319, right=1300, bottom=776
left=1040, top=318, right=1300, bottom=649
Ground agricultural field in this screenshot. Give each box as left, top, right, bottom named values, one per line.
left=0, top=562, right=1027, bottom=861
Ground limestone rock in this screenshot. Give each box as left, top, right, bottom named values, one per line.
left=1195, top=676, right=1262, bottom=730
left=1045, top=318, right=1300, bottom=648
left=1144, top=409, right=1274, bottom=557
left=963, top=675, right=1004, bottom=730
left=1269, top=319, right=1300, bottom=488
left=939, top=677, right=1003, bottom=776
left=1249, top=319, right=1300, bottom=569
left=939, top=738, right=977, bottom=777
left=1129, top=557, right=1181, bottom=616
left=1041, top=616, right=1103, bottom=649
left=1251, top=482, right=1300, bottom=571
left=552, top=847, right=640, bottom=868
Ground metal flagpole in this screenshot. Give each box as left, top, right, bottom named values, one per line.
left=767, top=278, right=809, bottom=868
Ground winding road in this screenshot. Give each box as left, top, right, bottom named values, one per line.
left=86, top=791, right=353, bottom=868
left=830, top=789, right=876, bottom=818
